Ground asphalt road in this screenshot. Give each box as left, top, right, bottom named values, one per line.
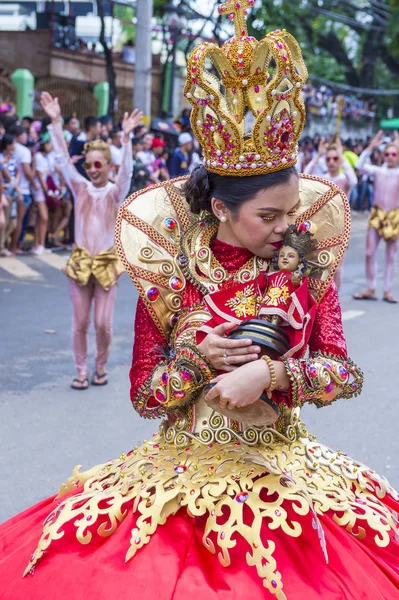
left=0, top=212, right=398, bottom=522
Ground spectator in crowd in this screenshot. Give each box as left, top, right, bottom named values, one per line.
left=134, top=123, right=148, bottom=138
left=129, top=137, right=151, bottom=194
left=121, top=40, right=136, bottom=65
left=8, top=125, right=37, bottom=254
left=302, top=83, right=376, bottom=121
left=29, top=121, right=43, bottom=145
left=100, top=115, right=113, bottom=141
left=342, top=139, right=359, bottom=169
left=69, top=116, right=101, bottom=177
left=109, top=128, right=123, bottom=174
left=0, top=158, right=10, bottom=255
left=21, top=116, right=33, bottom=131
left=63, top=116, right=80, bottom=145
left=170, top=132, right=193, bottom=178
left=152, top=137, right=169, bottom=182
left=136, top=132, right=155, bottom=172
left=0, top=133, right=19, bottom=256
left=31, top=135, right=59, bottom=255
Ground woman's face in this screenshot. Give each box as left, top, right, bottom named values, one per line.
left=213, top=173, right=300, bottom=259
left=6, top=142, right=15, bottom=155
left=326, top=149, right=340, bottom=175
left=384, top=144, right=399, bottom=169
left=43, top=141, right=53, bottom=154
left=84, top=150, right=112, bottom=187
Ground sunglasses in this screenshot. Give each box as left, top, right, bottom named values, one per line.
left=83, top=160, right=106, bottom=170
left=384, top=152, right=397, bottom=158
left=326, top=156, right=339, bottom=162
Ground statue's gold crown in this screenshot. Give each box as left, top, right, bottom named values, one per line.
left=282, top=225, right=318, bottom=256
left=184, top=0, right=308, bottom=177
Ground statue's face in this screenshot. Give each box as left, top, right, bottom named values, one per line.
left=277, top=245, right=300, bottom=272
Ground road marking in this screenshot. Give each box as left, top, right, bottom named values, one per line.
left=35, top=253, right=69, bottom=270
left=0, top=257, right=42, bottom=279
left=342, top=310, right=365, bottom=322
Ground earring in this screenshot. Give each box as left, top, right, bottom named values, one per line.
left=220, top=216, right=227, bottom=222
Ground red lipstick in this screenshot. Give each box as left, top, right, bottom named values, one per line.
left=270, top=241, right=283, bottom=248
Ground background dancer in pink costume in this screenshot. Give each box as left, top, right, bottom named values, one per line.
left=353, top=130, right=399, bottom=304
left=305, top=138, right=357, bottom=290
left=41, top=92, right=142, bottom=390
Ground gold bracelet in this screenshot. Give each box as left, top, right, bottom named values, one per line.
left=262, top=355, right=277, bottom=393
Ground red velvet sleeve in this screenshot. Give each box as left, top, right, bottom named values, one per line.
left=271, top=282, right=363, bottom=408
left=129, top=298, right=168, bottom=418
left=308, top=281, right=347, bottom=358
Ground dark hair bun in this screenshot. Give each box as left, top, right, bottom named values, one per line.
left=181, top=165, right=212, bottom=214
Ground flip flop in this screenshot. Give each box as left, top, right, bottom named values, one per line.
left=71, top=377, right=89, bottom=390
left=92, top=372, right=108, bottom=386
left=383, top=295, right=398, bottom=304
left=353, top=292, right=377, bottom=301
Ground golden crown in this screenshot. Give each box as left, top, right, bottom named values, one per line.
left=282, top=224, right=318, bottom=256
left=184, top=0, right=308, bottom=177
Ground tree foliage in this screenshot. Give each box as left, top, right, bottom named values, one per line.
left=245, top=0, right=399, bottom=92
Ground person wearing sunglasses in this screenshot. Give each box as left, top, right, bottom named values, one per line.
left=354, top=129, right=399, bottom=303
left=40, top=92, right=143, bottom=389
left=305, top=138, right=357, bottom=290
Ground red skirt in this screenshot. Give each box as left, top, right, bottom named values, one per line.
left=1, top=432, right=399, bottom=600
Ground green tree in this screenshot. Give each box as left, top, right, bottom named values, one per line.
left=246, top=0, right=399, bottom=91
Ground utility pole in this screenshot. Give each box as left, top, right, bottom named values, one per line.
left=134, top=0, right=153, bottom=126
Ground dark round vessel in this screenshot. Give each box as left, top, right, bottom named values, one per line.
left=227, top=318, right=290, bottom=361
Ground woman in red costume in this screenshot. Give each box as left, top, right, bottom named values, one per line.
left=1, top=5, right=398, bottom=599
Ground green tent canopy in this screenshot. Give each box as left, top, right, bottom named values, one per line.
left=380, top=119, right=399, bottom=129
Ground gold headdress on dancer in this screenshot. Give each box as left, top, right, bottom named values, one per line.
left=184, top=0, right=308, bottom=177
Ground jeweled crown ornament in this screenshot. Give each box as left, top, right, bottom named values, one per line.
left=184, top=0, right=308, bottom=176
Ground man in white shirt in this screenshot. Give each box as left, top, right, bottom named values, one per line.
left=122, top=40, right=136, bottom=64
left=109, top=128, right=123, bottom=174
left=9, top=125, right=37, bottom=253
left=136, top=132, right=155, bottom=172
left=63, top=116, right=80, bottom=145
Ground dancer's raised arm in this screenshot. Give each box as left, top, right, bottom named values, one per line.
left=40, top=92, right=87, bottom=193
left=112, top=109, right=142, bottom=205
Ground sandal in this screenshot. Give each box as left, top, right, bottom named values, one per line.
left=71, top=377, right=89, bottom=390
left=383, top=293, right=398, bottom=304
left=92, top=372, right=108, bottom=386
left=353, top=289, right=377, bottom=301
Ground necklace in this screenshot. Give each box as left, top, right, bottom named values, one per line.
left=179, top=212, right=268, bottom=294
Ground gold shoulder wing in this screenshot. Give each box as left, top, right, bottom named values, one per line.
left=115, top=178, right=193, bottom=339
left=297, top=174, right=351, bottom=303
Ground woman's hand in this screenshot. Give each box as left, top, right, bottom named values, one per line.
left=40, top=92, right=61, bottom=122
left=368, top=130, right=383, bottom=152
left=197, top=322, right=261, bottom=372
left=122, top=109, right=144, bottom=141
left=205, top=359, right=270, bottom=408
